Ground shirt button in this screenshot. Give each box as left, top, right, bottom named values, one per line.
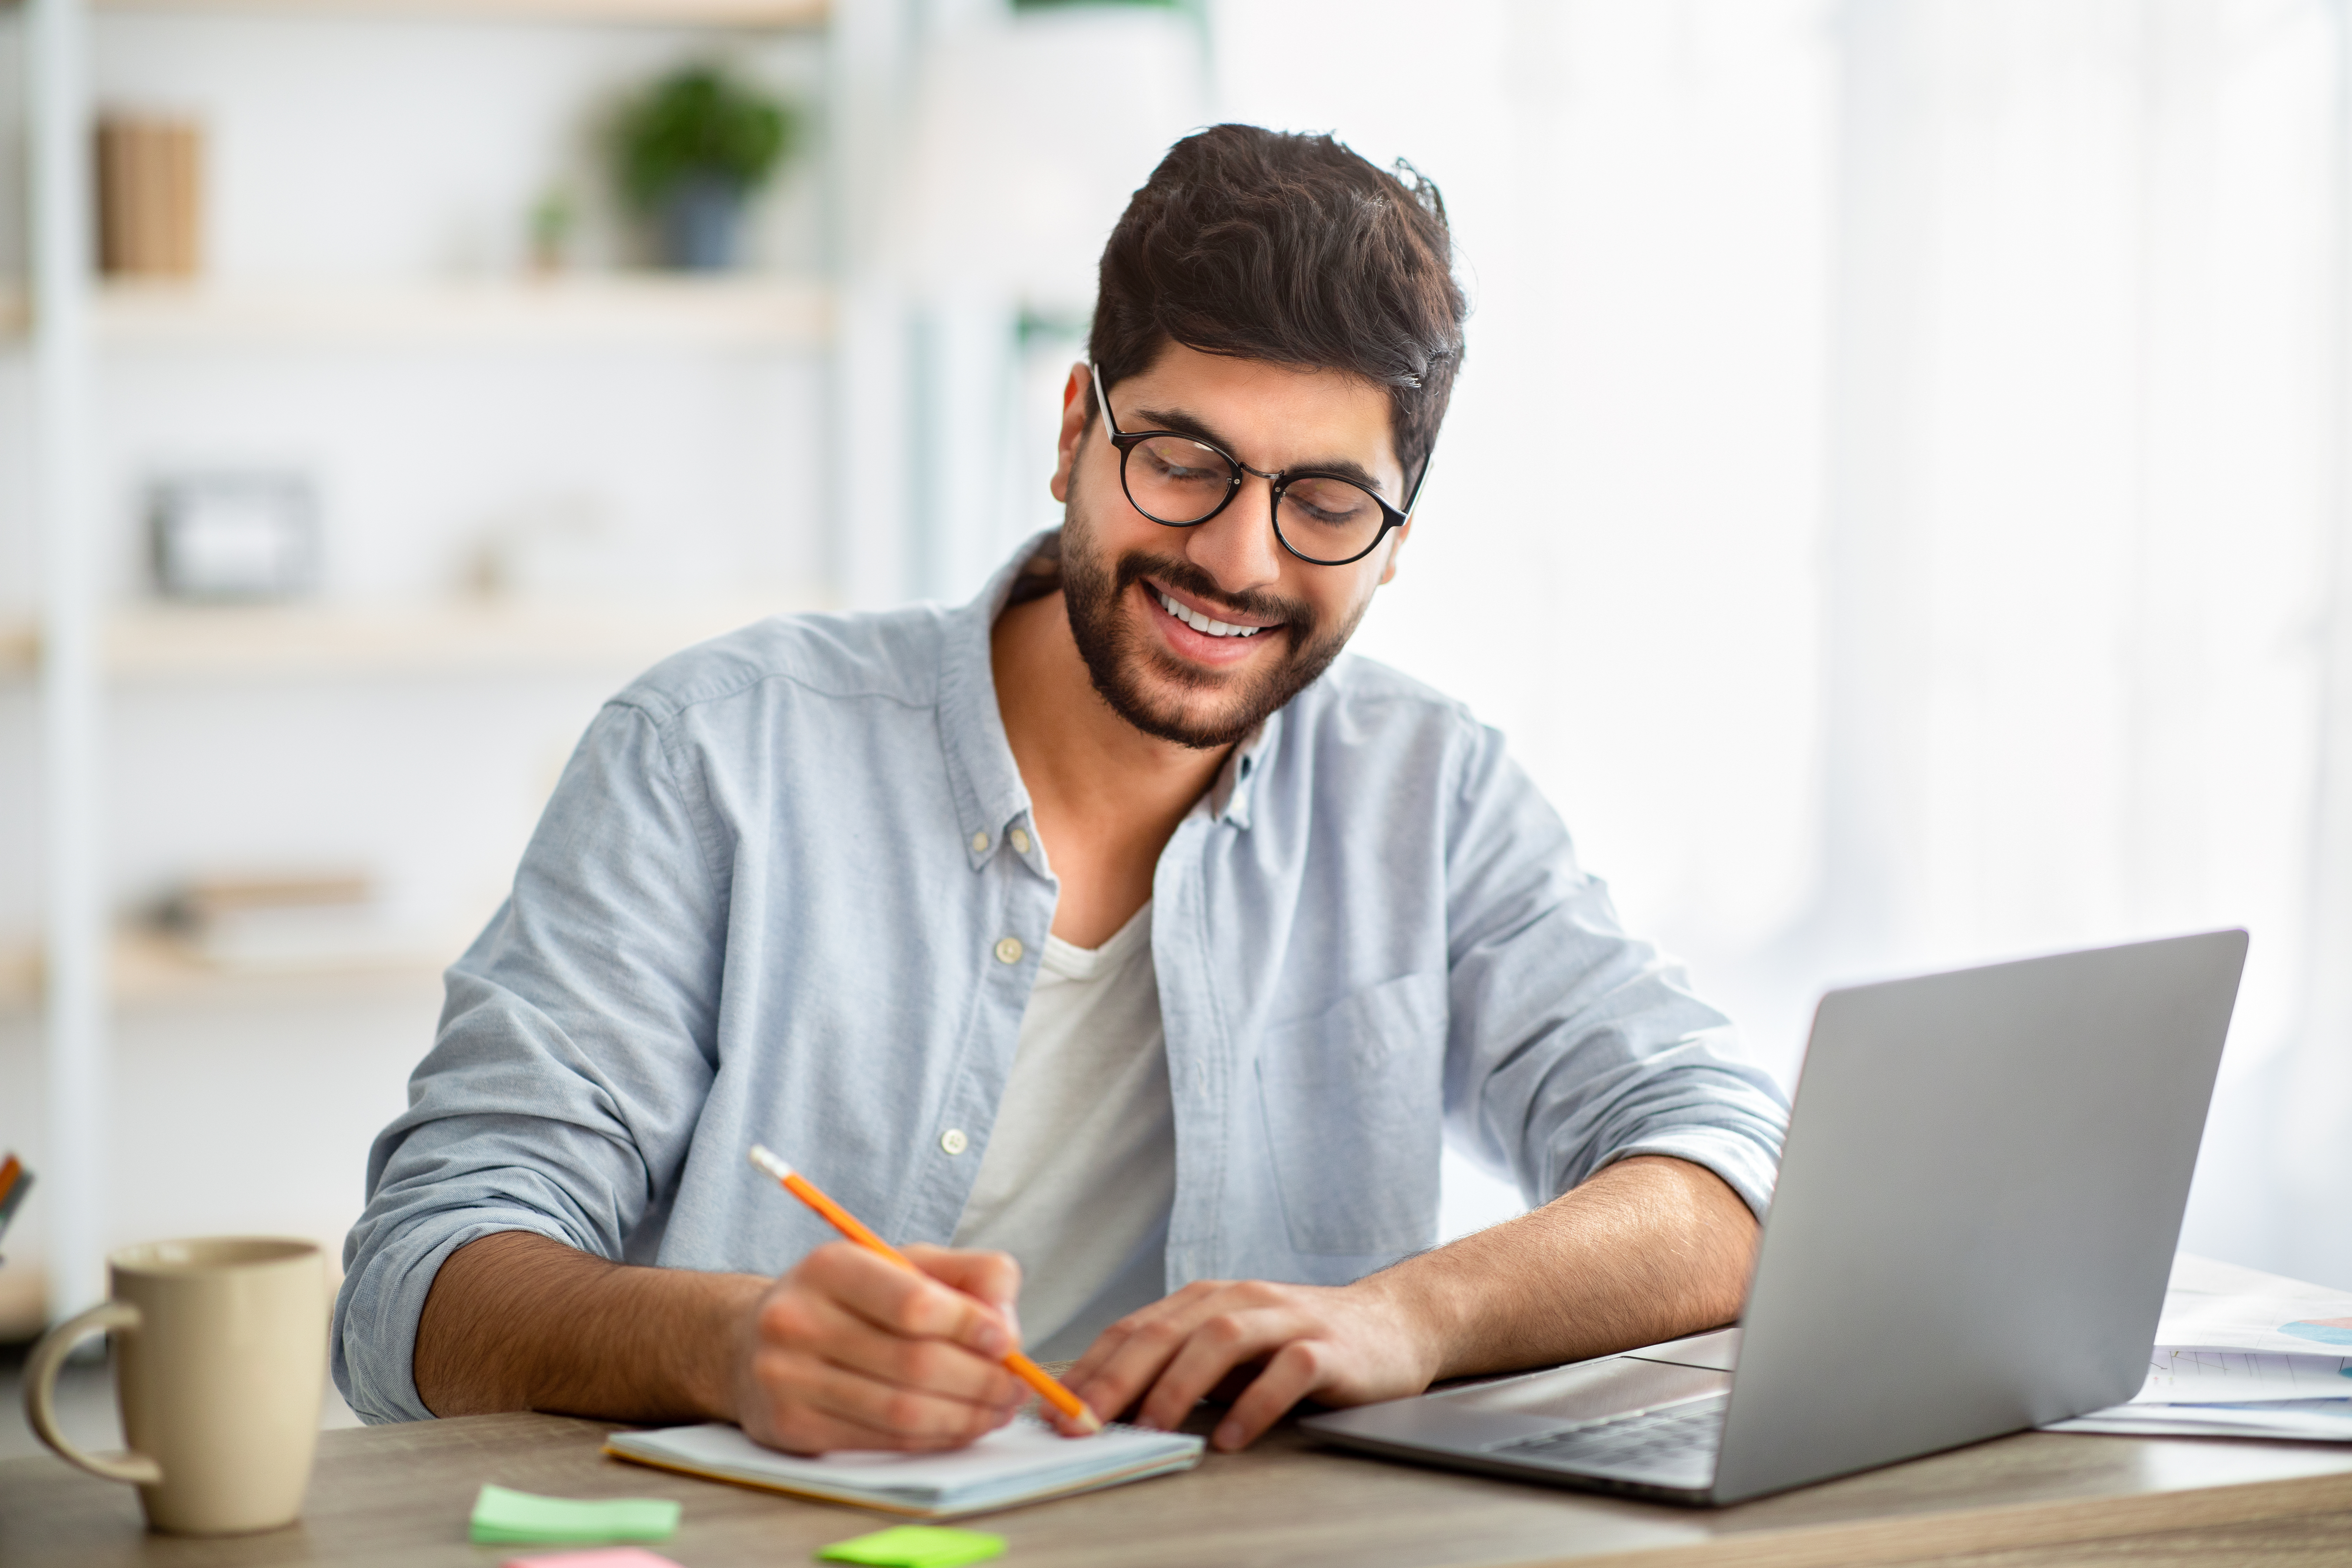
left=994, top=937, right=1024, bottom=965
left=1009, top=827, right=1031, bottom=855
left=971, top=831, right=989, bottom=854
left=940, top=1128, right=969, bottom=1156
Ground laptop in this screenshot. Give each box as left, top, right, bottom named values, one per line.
left=1302, top=930, right=2248, bottom=1506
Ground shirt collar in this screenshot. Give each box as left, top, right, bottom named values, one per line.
left=935, top=530, right=1284, bottom=871
left=1205, top=712, right=1278, bottom=828
left=937, top=534, right=1049, bottom=870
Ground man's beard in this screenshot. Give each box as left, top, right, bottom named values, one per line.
left=1059, top=489, right=1371, bottom=750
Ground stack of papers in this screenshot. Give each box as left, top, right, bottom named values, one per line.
left=606, top=1415, right=1203, bottom=1519
left=2045, top=1254, right=2352, bottom=1441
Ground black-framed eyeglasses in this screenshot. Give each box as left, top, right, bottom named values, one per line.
left=1091, top=362, right=1436, bottom=567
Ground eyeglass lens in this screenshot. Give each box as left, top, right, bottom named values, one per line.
left=1124, top=435, right=1390, bottom=564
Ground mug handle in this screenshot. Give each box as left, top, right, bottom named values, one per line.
left=23, top=1301, right=164, bottom=1485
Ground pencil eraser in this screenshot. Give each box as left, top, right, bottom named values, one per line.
left=499, top=1549, right=683, bottom=1568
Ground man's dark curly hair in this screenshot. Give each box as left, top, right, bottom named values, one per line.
left=1088, top=124, right=1467, bottom=497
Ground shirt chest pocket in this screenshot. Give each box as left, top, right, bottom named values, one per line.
left=1255, top=972, right=1448, bottom=1256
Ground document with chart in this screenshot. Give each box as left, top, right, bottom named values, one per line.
left=2047, top=1254, right=2352, bottom=1440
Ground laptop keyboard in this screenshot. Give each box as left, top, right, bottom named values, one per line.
left=1491, top=1392, right=1729, bottom=1476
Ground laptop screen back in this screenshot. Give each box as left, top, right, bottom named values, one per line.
left=1710, top=930, right=2247, bottom=1503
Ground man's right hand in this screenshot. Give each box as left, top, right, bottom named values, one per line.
left=729, top=1241, right=1031, bottom=1455
left=413, top=1231, right=1030, bottom=1456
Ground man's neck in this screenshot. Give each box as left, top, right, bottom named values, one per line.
left=990, top=588, right=1231, bottom=947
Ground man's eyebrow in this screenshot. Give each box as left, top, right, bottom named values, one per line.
left=1129, top=405, right=1396, bottom=499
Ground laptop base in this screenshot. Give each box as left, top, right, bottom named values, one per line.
left=1305, top=1332, right=1738, bottom=1505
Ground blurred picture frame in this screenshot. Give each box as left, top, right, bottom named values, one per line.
left=149, top=473, right=321, bottom=601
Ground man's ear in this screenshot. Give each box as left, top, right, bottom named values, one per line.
left=1049, top=362, right=1091, bottom=504
left=1378, top=517, right=1413, bottom=586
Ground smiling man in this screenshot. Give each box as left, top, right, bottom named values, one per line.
left=334, top=126, right=1789, bottom=1455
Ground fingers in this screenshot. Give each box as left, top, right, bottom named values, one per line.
left=1062, top=1300, right=1190, bottom=1424
left=1132, top=1303, right=1303, bottom=1433
left=905, top=1244, right=1024, bottom=1345
left=790, top=1349, right=1017, bottom=1446
left=1062, top=1280, right=1419, bottom=1451
left=1063, top=1286, right=1192, bottom=1395
left=1064, top=1281, right=1290, bottom=1432
left=1211, top=1340, right=1330, bottom=1451
left=1043, top=1399, right=1101, bottom=1438
left=743, top=1348, right=1018, bottom=1456
left=1060, top=1323, right=1126, bottom=1398
left=768, top=1286, right=1027, bottom=1408
left=735, top=1242, right=1034, bottom=1455
left=806, top=1243, right=1017, bottom=1359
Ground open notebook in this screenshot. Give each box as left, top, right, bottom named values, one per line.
left=605, top=1415, right=1205, bottom=1518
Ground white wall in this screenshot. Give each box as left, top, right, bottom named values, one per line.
left=1215, top=0, right=1835, bottom=1077
left=1214, top=0, right=2352, bottom=1287
left=0, top=978, right=443, bottom=1288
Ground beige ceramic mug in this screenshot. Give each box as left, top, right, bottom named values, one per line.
left=22, top=1237, right=327, bottom=1534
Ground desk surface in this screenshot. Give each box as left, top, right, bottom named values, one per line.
left=5, top=1411, right=2352, bottom=1568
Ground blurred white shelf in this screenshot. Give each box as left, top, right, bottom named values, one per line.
left=10, top=0, right=827, bottom=25
left=0, top=595, right=809, bottom=681
left=0, top=275, right=832, bottom=350
left=0, top=929, right=449, bottom=1016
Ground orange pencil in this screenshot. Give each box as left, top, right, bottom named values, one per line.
left=747, top=1143, right=1102, bottom=1436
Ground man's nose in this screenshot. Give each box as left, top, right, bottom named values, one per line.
left=1183, top=473, right=1285, bottom=597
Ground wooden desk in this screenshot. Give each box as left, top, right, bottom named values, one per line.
left=4, top=1412, right=2351, bottom=1568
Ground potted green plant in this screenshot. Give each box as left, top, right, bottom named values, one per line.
left=612, top=64, right=795, bottom=271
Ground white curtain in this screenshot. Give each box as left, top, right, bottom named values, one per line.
left=1204, top=0, right=2352, bottom=1281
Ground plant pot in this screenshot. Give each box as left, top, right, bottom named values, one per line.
left=657, top=173, right=747, bottom=271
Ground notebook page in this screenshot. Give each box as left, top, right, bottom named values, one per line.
left=609, top=1415, right=1202, bottom=1507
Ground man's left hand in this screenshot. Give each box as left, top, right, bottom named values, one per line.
left=1061, top=1277, right=1438, bottom=1451
left=1059, top=1158, right=1762, bottom=1451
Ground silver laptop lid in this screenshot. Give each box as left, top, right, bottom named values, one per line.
left=1710, top=930, right=2247, bottom=1503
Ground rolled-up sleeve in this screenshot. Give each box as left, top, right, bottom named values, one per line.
left=333, top=699, right=727, bottom=1423
left=1439, top=722, right=1789, bottom=1221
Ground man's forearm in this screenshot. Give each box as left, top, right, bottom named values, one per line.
left=413, top=1231, right=763, bottom=1421
left=1375, top=1155, right=1758, bottom=1382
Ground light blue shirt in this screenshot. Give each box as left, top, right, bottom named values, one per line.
left=334, top=533, right=1790, bottom=1424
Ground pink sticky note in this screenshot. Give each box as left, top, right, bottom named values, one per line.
left=499, top=1550, right=684, bottom=1568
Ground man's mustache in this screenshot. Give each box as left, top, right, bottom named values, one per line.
left=1112, top=552, right=1316, bottom=633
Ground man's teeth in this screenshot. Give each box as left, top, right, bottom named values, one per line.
left=1156, top=589, right=1265, bottom=639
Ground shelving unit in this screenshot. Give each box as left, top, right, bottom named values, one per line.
left=6, top=0, right=828, bottom=21
left=0, top=275, right=833, bottom=350
left=24, top=0, right=108, bottom=1347
left=88, top=0, right=826, bottom=21
left=0, top=594, right=814, bottom=680
left=8, top=0, right=914, bottom=1328
left=0, top=929, right=449, bottom=1016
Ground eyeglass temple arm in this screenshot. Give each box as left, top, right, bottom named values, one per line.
left=1401, top=436, right=1440, bottom=523
left=1089, top=361, right=1118, bottom=436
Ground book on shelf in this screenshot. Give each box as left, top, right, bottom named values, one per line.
left=97, top=115, right=204, bottom=278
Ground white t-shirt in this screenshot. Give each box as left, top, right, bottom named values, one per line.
left=950, top=902, right=1176, bottom=1362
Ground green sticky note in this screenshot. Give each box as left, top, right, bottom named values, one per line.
left=469, top=1484, right=681, bottom=1546
left=816, top=1524, right=1007, bottom=1568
